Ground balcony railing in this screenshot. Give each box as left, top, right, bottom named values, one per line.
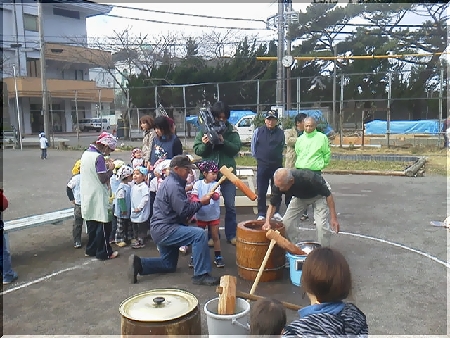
left=3, top=77, right=114, bottom=102
left=45, top=43, right=113, bottom=68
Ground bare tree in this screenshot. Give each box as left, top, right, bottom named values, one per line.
left=65, top=27, right=181, bottom=138
left=1, top=54, right=14, bottom=77
left=198, top=30, right=255, bottom=62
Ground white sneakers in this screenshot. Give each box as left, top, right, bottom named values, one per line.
left=273, top=213, right=283, bottom=222
left=257, top=213, right=283, bottom=222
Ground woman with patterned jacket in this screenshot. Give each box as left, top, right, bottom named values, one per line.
left=139, top=115, right=156, bottom=171
left=282, top=247, right=368, bottom=337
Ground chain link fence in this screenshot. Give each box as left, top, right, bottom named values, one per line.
left=6, top=68, right=447, bottom=147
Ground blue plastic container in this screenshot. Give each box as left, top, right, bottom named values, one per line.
left=286, top=252, right=307, bottom=287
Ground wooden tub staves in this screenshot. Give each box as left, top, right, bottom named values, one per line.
left=236, top=220, right=286, bottom=282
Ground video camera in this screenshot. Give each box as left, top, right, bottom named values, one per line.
left=197, top=107, right=226, bottom=145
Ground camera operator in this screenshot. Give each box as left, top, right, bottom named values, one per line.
left=193, top=101, right=242, bottom=245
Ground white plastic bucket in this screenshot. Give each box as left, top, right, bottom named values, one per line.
left=204, top=297, right=250, bottom=337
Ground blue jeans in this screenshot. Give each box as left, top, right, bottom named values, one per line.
left=2, top=233, right=18, bottom=282
left=141, top=225, right=212, bottom=277
left=41, top=148, right=47, bottom=159
left=220, top=180, right=237, bottom=241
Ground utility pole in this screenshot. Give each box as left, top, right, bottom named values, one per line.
left=276, top=0, right=285, bottom=113
left=38, top=0, right=49, bottom=139
left=332, top=45, right=337, bottom=129
left=285, top=0, right=293, bottom=112
left=12, top=64, right=23, bottom=150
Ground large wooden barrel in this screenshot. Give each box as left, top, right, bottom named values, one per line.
left=120, top=289, right=201, bottom=337
left=236, top=220, right=286, bottom=282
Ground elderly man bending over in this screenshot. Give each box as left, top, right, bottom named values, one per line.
left=262, top=168, right=339, bottom=247
left=128, top=155, right=220, bottom=286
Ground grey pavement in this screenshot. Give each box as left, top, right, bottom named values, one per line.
left=1, top=149, right=448, bottom=335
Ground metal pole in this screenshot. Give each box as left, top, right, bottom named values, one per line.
left=285, top=1, right=293, bottom=113
left=183, top=85, right=187, bottom=147
left=216, top=83, right=220, bottom=101
left=296, top=77, right=301, bottom=111
left=332, top=45, right=337, bottom=129
left=49, top=93, right=54, bottom=147
left=38, top=0, right=49, bottom=138
left=339, top=73, right=344, bottom=148
left=276, top=0, right=284, bottom=114
left=126, top=88, right=131, bottom=139
left=387, top=72, right=392, bottom=149
left=256, top=80, right=260, bottom=113
left=98, top=89, right=102, bottom=130
left=438, top=67, right=443, bottom=147
left=12, top=2, right=21, bottom=74
left=75, top=90, right=79, bottom=144
left=12, top=64, right=23, bottom=150
left=154, top=86, right=158, bottom=111
left=137, top=107, right=140, bottom=136
left=361, top=110, right=365, bottom=148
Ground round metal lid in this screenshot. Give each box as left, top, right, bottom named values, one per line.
left=119, top=289, right=198, bottom=322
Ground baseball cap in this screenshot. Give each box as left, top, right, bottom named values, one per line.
left=265, top=110, right=278, bottom=119
left=169, top=155, right=196, bottom=169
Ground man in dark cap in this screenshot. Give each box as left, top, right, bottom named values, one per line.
left=251, top=110, right=285, bottom=222
left=128, top=155, right=220, bottom=286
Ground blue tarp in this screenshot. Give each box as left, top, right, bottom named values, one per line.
left=286, top=110, right=333, bottom=136
left=364, top=119, right=441, bottom=135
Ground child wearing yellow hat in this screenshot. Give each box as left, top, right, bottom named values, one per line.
left=109, top=159, right=125, bottom=244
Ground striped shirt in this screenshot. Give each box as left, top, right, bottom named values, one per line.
left=283, top=303, right=368, bottom=337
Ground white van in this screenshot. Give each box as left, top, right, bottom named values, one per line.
left=234, top=114, right=256, bottom=143
left=78, top=118, right=111, bottom=132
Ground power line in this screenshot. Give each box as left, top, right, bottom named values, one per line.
left=109, top=4, right=266, bottom=23
left=104, top=13, right=267, bottom=31
left=0, top=39, right=275, bottom=47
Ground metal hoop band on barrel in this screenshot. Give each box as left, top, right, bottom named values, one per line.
left=236, top=263, right=285, bottom=272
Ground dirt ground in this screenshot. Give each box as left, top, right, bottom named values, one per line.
left=1, top=149, right=448, bottom=336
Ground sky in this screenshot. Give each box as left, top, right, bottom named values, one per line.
left=86, top=2, right=310, bottom=52
left=85, top=2, right=448, bottom=61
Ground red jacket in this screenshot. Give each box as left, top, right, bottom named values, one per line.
left=0, top=189, right=8, bottom=212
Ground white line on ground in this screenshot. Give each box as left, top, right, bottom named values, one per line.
left=3, top=227, right=447, bottom=295
left=297, top=226, right=450, bottom=269
left=1, top=258, right=96, bottom=295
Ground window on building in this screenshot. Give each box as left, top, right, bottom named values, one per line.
left=53, top=8, right=80, bottom=20
left=75, top=70, right=84, bottom=80
left=26, top=58, right=40, bottom=77
left=72, top=106, right=86, bottom=124
left=23, top=13, right=38, bottom=32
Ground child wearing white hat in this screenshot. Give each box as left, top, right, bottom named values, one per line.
left=114, top=165, right=134, bottom=247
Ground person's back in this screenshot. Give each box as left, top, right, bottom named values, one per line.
left=283, top=302, right=367, bottom=337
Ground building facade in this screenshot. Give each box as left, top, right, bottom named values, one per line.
left=1, top=1, right=114, bottom=134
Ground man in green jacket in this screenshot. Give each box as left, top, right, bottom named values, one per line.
left=294, top=117, right=331, bottom=221
left=193, top=101, right=242, bottom=245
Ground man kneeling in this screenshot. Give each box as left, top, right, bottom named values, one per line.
left=128, top=155, right=220, bottom=286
